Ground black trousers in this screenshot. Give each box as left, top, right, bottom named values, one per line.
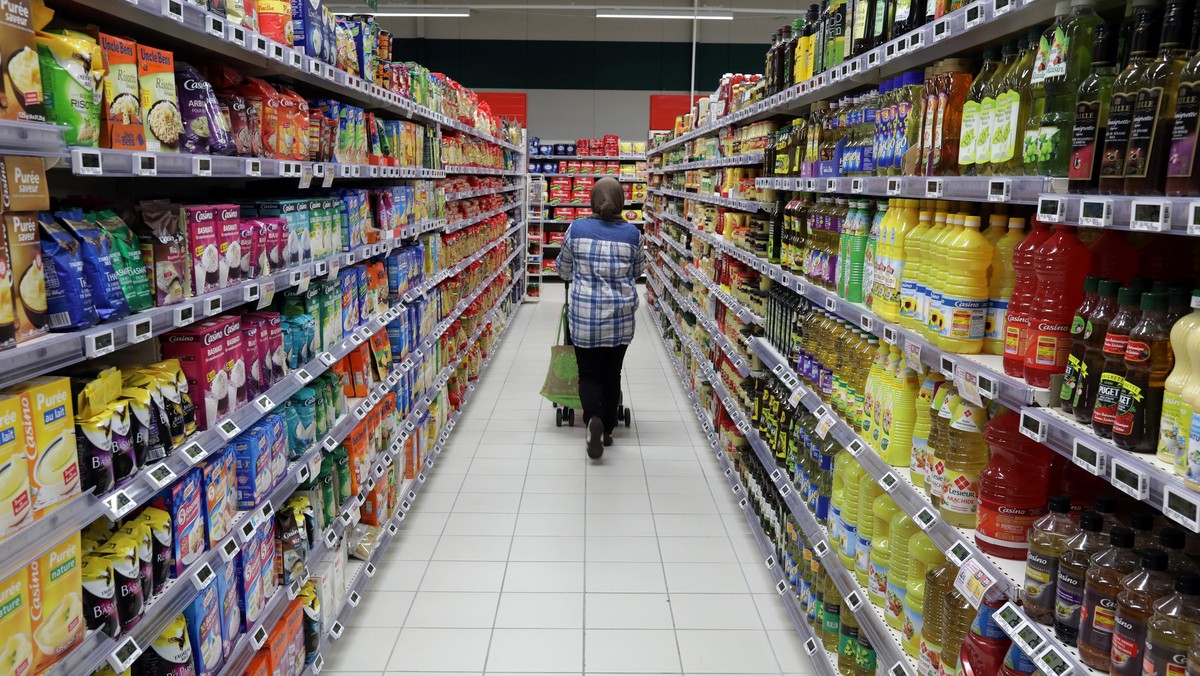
left=574, top=344, right=628, bottom=433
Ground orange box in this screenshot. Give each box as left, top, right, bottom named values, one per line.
left=333, top=358, right=353, bottom=398
left=347, top=345, right=370, bottom=397
left=246, top=650, right=271, bottom=676
left=345, top=420, right=368, bottom=496
left=264, top=599, right=301, bottom=675
left=97, top=33, right=145, bottom=151
left=404, top=431, right=421, bottom=480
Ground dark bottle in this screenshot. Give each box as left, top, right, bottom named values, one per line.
left=766, top=32, right=780, bottom=95
left=851, top=0, right=875, bottom=56
left=1054, top=510, right=1109, bottom=645
left=1163, top=3, right=1200, bottom=194
left=1098, top=0, right=1164, bottom=194
left=1113, top=291, right=1174, bottom=452
left=1123, top=0, right=1193, bottom=194
left=1077, top=526, right=1141, bottom=669
left=1068, top=21, right=1120, bottom=193
left=891, top=0, right=925, bottom=39
left=1060, top=276, right=1102, bottom=414
left=868, top=0, right=892, bottom=50
left=777, top=25, right=794, bottom=93
left=1092, top=286, right=1146, bottom=438
left=1073, top=280, right=1122, bottom=422
left=1110, top=548, right=1173, bottom=676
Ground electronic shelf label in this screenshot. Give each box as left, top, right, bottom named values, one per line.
left=1018, top=410, right=1047, bottom=443
left=1079, top=198, right=1114, bottom=227
left=1037, top=196, right=1064, bottom=223
left=1131, top=200, right=1171, bottom=231
left=1110, top=456, right=1149, bottom=500
left=1162, top=485, right=1200, bottom=532
left=134, top=153, right=157, bottom=176
left=108, top=637, right=142, bottom=674
left=1071, top=437, right=1107, bottom=475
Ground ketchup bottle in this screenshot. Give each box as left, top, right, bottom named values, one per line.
left=977, top=410, right=1052, bottom=560
left=1002, top=219, right=1052, bottom=377
left=1023, top=225, right=1093, bottom=389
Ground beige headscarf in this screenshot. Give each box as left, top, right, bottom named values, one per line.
left=588, top=176, right=625, bottom=221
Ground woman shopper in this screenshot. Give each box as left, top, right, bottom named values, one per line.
left=557, top=177, right=645, bottom=459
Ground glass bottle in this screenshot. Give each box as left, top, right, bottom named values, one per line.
left=1163, top=4, right=1200, bottom=195
left=892, top=0, right=925, bottom=38
left=1037, top=0, right=1105, bottom=176
left=1068, top=22, right=1120, bottom=193
left=978, top=40, right=1022, bottom=176
left=1077, top=526, right=1141, bottom=670
left=1022, top=495, right=1079, bottom=625
left=931, top=59, right=974, bottom=176
left=1054, top=510, right=1109, bottom=645
left=1073, top=280, right=1122, bottom=422
left=1060, top=277, right=1102, bottom=414
left=961, top=47, right=1001, bottom=176
left=1124, top=0, right=1193, bottom=194
left=1098, top=0, right=1164, bottom=194
left=851, top=0, right=874, bottom=57
left=826, top=0, right=848, bottom=70
left=1110, top=548, right=1173, bottom=676
left=1092, top=286, right=1145, bottom=439
left=993, top=28, right=1043, bottom=175
left=1023, top=2, right=1073, bottom=174
left=1113, top=291, right=1174, bottom=452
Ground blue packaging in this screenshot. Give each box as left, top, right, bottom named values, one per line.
left=235, top=521, right=266, bottom=630
left=231, top=424, right=272, bottom=509
left=37, top=213, right=98, bottom=330
left=183, top=575, right=225, bottom=675
left=354, top=266, right=369, bottom=324
left=291, top=0, right=325, bottom=60
left=152, top=468, right=207, bottom=578
left=200, top=446, right=237, bottom=547
left=338, top=267, right=358, bottom=335
left=263, top=412, right=288, bottom=484
left=214, top=558, right=242, bottom=660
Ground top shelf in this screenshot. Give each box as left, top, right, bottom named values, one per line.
left=646, top=0, right=1054, bottom=157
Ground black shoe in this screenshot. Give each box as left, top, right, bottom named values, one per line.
left=603, top=433, right=613, bottom=447
left=586, top=417, right=604, bottom=458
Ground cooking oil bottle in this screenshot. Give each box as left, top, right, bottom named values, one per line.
left=824, top=576, right=844, bottom=652
left=1143, top=572, right=1200, bottom=676
left=856, top=470, right=884, bottom=587
left=938, top=214, right=993, bottom=354
left=911, top=371, right=945, bottom=489
left=985, top=217, right=1025, bottom=355
left=920, top=561, right=961, bottom=676
left=869, top=492, right=902, bottom=610
left=839, top=607, right=861, bottom=675
left=884, top=353, right=921, bottom=468
left=1078, top=526, right=1141, bottom=670
left=1023, top=495, right=1078, bottom=625
left=862, top=338, right=891, bottom=441
left=903, top=532, right=947, bottom=658
left=942, top=587, right=976, bottom=676
left=940, top=398, right=989, bottom=527
left=886, top=512, right=921, bottom=631
left=875, top=344, right=905, bottom=453
left=900, top=208, right=934, bottom=331
left=926, top=386, right=962, bottom=507
left=855, top=630, right=877, bottom=676
left=838, top=454, right=866, bottom=574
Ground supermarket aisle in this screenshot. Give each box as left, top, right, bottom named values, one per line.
left=324, top=284, right=815, bottom=675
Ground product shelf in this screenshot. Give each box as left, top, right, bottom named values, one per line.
left=757, top=175, right=1056, bottom=205
left=40, top=0, right=520, bottom=152
left=444, top=184, right=521, bottom=202
left=653, top=187, right=774, bottom=214
left=530, top=172, right=645, bottom=183
left=397, top=222, right=524, bottom=305
left=529, top=154, right=646, bottom=161
left=1034, top=193, right=1200, bottom=237
left=656, top=153, right=766, bottom=174
left=688, top=265, right=765, bottom=326
left=660, top=231, right=692, bottom=260
left=444, top=166, right=525, bottom=177
left=992, top=601, right=1099, bottom=676
left=444, top=199, right=523, bottom=234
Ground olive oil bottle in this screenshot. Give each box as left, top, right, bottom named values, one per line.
left=960, top=48, right=1001, bottom=176
left=1098, top=0, right=1163, bottom=193
left=1163, top=7, right=1200, bottom=194
left=1068, top=22, right=1120, bottom=192
left=1036, top=0, right=1105, bottom=176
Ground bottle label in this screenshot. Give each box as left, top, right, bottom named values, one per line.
left=1112, top=378, right=1143, bottom=436
left=839, top=625, right=859, bottom=662
left=1187, top=408, right=1200, bottom=488
left=824, top=600, right=841, bottom=636
left=928, top=289, right=945, bottom=336
left=857, top=636, right=878, bottom=673
left=978, top=97, right=996, bottom=166
left=992, top=91, right=1020, bottom=163
left=973, top=602, right=1010, bottom=640
left=911, top=436, right=929, bottom=479
left=986, top=299, right=1008, bottom=343
left=1022, top=548, right=1059, bottom=614
left=1157, top=392, right=1191, bottom=464
left=960, top=101, right=980, bottom=166
left=941, top=296, right=987, bottom=340
left=1167, top=81, right=1200, bottom=178
left=1100, top=92, right=1135, bottom=178
left=1060, top=353, right=1083, bottom=403
left=1004, top=312, right=1032, bottom=358
left=977, top=498, right=1045, bottom=549
left=932, top=92, right=950, bottom=171
left=1143, top=637, right=1189, bottom=676
left=856, top=533, right=872, bottom=576
left=1038, top=125, right=1063, bottom=165
left=900, top=279, right=919, bottom=320
left=919, top=639, right=943, bottom=676
left=903, top=605, right=924, bottom=648
left=1026, top=321, right=1071, bottom=369
left=1103, top=333, right=1130, bottom=357
left=886, top=582, right=907, bottom=624
left=1123, top=339, right=1151, bottom=363
left=1031, top=33, right=1051, bottom=86
left=1043, top=27, right=1069, bottom=80
left=1053, top=565, right=1087, bottom=638
left=869, top=558, right=889, bottom=601
left=1111, top=611, right=1148, bottom=675
left=929, top=457, right=947, bottom=503
left=941, top=468, right=980, bottom=515
left=1070, top=99, right=1103, bottom=181
left=1125, top=86, right=1166, bottom=179
left=1080, top=590, right=1117, bottom=652
left=1093, top=371, right=1125, bottom=425
left=1022, top=127, right=1042, bottom=165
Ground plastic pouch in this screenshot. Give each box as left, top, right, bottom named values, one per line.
left=174, top=62, right=234, bottom=156
left=93, top=536, right=144, bottom=632
left=56, top=208, right=129, bottom=321
left=132, top=507, right=172, bottom=595
left=107, top=400, right=138, bottom=487
left=82, top=554, right=119, bottom=637
left=37, top=213, right=97, bottom=330
left=121, top=386, right=167, bottom=464
left=91, top=210, right=153, bottom=313
left=116, top=521, right=155, bottom=601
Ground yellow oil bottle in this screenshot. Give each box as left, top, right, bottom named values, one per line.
left=900, top=208, right=934, bottom=331
left=926, top=386, right=961, bottom=506
left=985, top=217, right=1025, bottom=355
left=869, top=493, right=902, bottom=609
left=903, top=532, right=947, bottom=659
left=886, top=512, right=921, bottom=631
left=862, top=338, right=891, bottom=441
left=917, top=207, right=951, bottom=338
left=884, top=356, right=921, bottom=468
left=920, top=561, right=961, bottom=676
left=911, top=371, right=945, bottom=488
left=876, top=344, right=904, bottom=454
left=839, top=454, right=866, bottom=575
left=855, top=469, right=885, bottom=587
left=940, top=398, right=991, bottom=528
left=937, top=215, right=993, bottom=354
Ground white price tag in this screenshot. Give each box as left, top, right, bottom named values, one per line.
left=134, top=153, right=157, bottom=176
left=191, top=562, right=216, bottom=590
left=219, top=538, right=240, bottom=563
left=925, top=179, right=943, bottom=198
left=987, top=179, right=1011, bottom=202
left=246, top=159, right=261, bottom=176
left=946, top=540, right=972, bottom=567
left=85, top=329, right=116, bottom=358
left=886, top=178, right=902, bottom=196
left=145, top=463, right=177, bottom=490
left=205, top=14, right=225, bottom=37
left=879, top=472, right=899, bottom=493
left=1035, top=645, right=1073, bottom=676
left=1131, top=199, right=1171, bottom=231
left=181, top=441, right=208, bottom=465
left=1079, top=198, right=1113, bottom=227
left=1163, top=485, right=1200, bottom=532
left=1018, top=410, right=1047, bottom=443
left=964, top=2, right=983, bottom=28
left=217, top=418, right=241, bottom=440
left=329, top=621, right=345, bottom=640
left=1037, top=196, right=1064, bottom=224
left=105, top=489, right=136, bottom=519
left=933, top=18, right=950, bottom=41
left=953, top=557, right=998, bottom=608
left=1071, top=437, right=1107, bottom=475
left=1188, top=202, right=1200, bottom=235
left=914, top=507, right=938, bottom=531
left=254, top=394, right=274, bottom=413
left=205, top=295, right=223, bottom=316
left=193, top=156, right=212, bottom=177
left=107, top=637, right=142, bottom=674
left=161, top=0, right=184, bottom=21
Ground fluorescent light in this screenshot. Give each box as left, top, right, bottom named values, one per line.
left=596, top=7, right=734, bottom=20
left=363, top=7, right=472, bottom=16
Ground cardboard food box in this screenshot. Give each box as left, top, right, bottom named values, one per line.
left=0, top=0, right=45, bottom=123
left=0, top=395, right=30, bottom=537
left=137, top=44, right=182, bottom=153
left=1, top=156, right=48, bottom=344
left=161, top=317, right=234, bottom=431
left=28, top=533, right=83, bottom=672
left=5, top=377, right=78, bottom=518
left=0, top=565, right=33, bottom=676
left=96, top=32, right=145, bottom=151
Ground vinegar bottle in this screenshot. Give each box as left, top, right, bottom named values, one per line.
left=978, top=410, right=1053, bottom=560
left=1110, top=548, right=1173, bottom=676
left=1163, top=8, right=1200, bottom=195
left=1143, top=572, right=1200, bottom=676
left=1023, top=225, right=1094, bottom=388
left=1060, top=277, right=1102, bottom=414
left=1073, top=280, right=1123, bottom=422
left=1068, top=21, right=1120, bottom=193
left=1002, top=218, right=1053, bottom=377
left=1092, top=287, right=1146, bottom=439
left=1077, top=526, right=1141, bottom=670
left=1022, top=496, right=1079, bottom=625
left=1054, top=510, right=1110, bottom=645
left=1113, top=292, right=1174, bottom=453
left=1098, top=0, right=1164, bottom=194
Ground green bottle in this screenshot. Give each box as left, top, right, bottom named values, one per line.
left=960, top=47, right=1002, bottom=175
left=1037, top=0, right=1105, bottom=176
left=1067, top=21, right=1120, bottom=192
left=1098, top=0, right=1164, bottom=194
left=992, top=28, right=1042, bottom=173
left=1023, top=2, right=1072, bottom=173
left=977, top=40, right=1021, bottom=175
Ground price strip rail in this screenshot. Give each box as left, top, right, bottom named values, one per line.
left=394, top=222, right=522, bottom=303
left=689, top=267, right=765, bottom=326
left=647, top=0, right=1053, bottom=158
left=444, top=184, right=521, bottom=202
left=675, top=281, right=753, bottom=379
left=393, top=216, right=449, bottom=240
left=644, top=233, right=664, bottom=248
left=1018, top=407, right=1200, bottom=532
left=757, top=175, right=1053, bottom=205
left=307, top=309, right=518, bottom=675
left=656, top=153, right=766, bottom=174
left=444, top=200, right=523, bottom=234
left=528, top=153, right=647, bottom=161
left=660, top=231, right=692, bottom=260
left=443, top=165, right=525, bottom=177
left=749, top=335, right=1027, bottom=593
left=218, top=568, right=298, bottom=675
left=1034, top=194, right=1200, bottom=236
left=50, top=0, right=520, bottom=153
left=993, top=602, right=1090, bottom=676
left=67, top=146, right=446, bottom=181
left=529, top=172, right=646, bottom=184
left=656, top=187, right=774, bottom=214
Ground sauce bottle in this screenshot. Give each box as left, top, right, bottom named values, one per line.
left=1055, top=510, right=1109, bottom=645
left=1074, top=280, right=1123, bottom=421
left=960, top=596, right=1013, bottom=676
left=1143, top=572, right=1200, bottom=676
left=1099, top=0, right=1164, bottom=194
left=1003, top=218, right=1053, bottom=377
left=1023, top=225, right=1094, bottom=388
left=1110, top=548, right=1173, bottom=676
left=1069, top=21, right=1120, bottom=193
left=1162, top=289, right=1200, bottom=468
left=1156, top=527, right=1200, bottom=575
left=978, top=410, right=1053, bottom=560
left=1038, top=0, right=1105, bottom=177
left=1023, top=495, right=1079, bottom=625
left=1078, top=526, right=1141, bottom=670
left=1092, top=287, right=1146, bottom=438
left=1113, top=291, right=1174, bottom=452
left=1124, top=0, right=1193, bottom=195
left=1060, top=276, right=1103, bottom=414
left=961, top=48, right=1001, bottom=176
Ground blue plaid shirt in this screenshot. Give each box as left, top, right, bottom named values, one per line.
left=556, top=217, right=645, bottom=348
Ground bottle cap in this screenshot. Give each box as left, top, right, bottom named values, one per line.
left=1084, top=276, right=1100, bottom=293
left=1110, top=526, right=1135, bottom=548
left=1098, top=280, right=1121, bottom=296
left=1132, top=511, right=1156, bottom=531
left=1141, top=548, right=1169, bottom=571
left=1141, top=291, right=1168, bottom=312
left=1048, top=495, right=1071, bottom=514
left=1079, top=510, right=1104, bottom=532
left=1159, top=527, right=1185, bottom=550
left=1175, top=572, right=1200, bottom=594
left=1118, top=287, right=1143, bottom=306
left=1007, top=217, right=1026, bottom=230
left=1055, top=0, right=1071, bottom=13
left=1093, top=494, right=1116, bottom=514
left=964, top=215, right=982, bottom=229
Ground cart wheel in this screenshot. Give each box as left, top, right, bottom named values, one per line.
left=616, top=408, right=625, bottom=423
left=555, top=409, right=563, bottom=427
left=568, top=409, right=576, bottom=426
left=623, top=407, right=631, bottom=427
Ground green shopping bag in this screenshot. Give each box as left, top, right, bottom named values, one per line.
left=540, top=306, right=581, bottom=409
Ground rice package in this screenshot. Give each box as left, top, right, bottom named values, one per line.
left=56, top=209, right=130, bottom=321
left=37, top=213, right=97, bottom=330
left=214, top=558, right=241, bottom=660
left=200, top=446, right=236, bottom=548
left=135, top=614, right=196, bottom=676
left=91, top=210, right=153, bottom=313
left=35, top=30, right=102, bottom=147
left=137, top=44, right=183, bottom=153
left=174, top=62, right=234, bottom=156
left=96, top=32, right=144, bottom=151
left=291, top=0, right=325, bottom=61
left=151, top=467, right=206, bottom=578
left=216, top=92, right=252, bottom=156
left=134, top=199, right=190, bottom=306
left=235, top=77, right=279, bottom=159
left=257, top=0, right=293, bottom=46
left=182, top=576, right=223, bottom=676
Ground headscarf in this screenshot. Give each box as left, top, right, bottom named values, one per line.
left=588, top=176, right=625, bottom=221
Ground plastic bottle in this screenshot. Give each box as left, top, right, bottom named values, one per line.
left=961, top=49, right=1001, bottom=176
left=1163, top=290, right=1200, bottom=468
left=869, top=492, right=902, bottom=609
left=978, top=410, right=1053, bottom=560
left=1114, top=292, right=1174, bottom=452
left=838, top=452, right=865, bottom=573
left=903, top=532, right=946, bottom=658
left=927, top=387, right=961, bottom=506
left=1130, top=511, right=1160, bottom=552
left=977, top=39, right=1021, bottom=176
left=1023, top=225, right=1094, bottom=387
left=824, top=573, right=844, bottom=651
left=919, top=209, right=951, bottom=339
left=1037, top=0, right=1106, bottom=177
left=1093, top=287, right=1146, bottom=438
left=1068, top=20, right=1120, bottom=194
left=996, top=641, right=1037, bottom=676
left=942, top=588, right=975, bottom=676
left=1185, top=305, right=1200, bottom=486
left=1111, top=549, right=1174, bottom=676
left=863, top=338, right=891, bottom=441
left=1156, top=527, right=1200, bottom=575
left=856, top=471, right=884, bottom=587
left=921, top=561, right=960, bottom=676
left=901, top=209, right=934, bottom=331
left=1078, top=526, right=1141, bottom=670
left=1049, top=454, right=1113, bottom=521
left=938, top=215, right=993, bottom=354
left=881, top=199, right=918, bottom=322
left=844, top=199, right=870, bottom=302
left=1003, top=219, right=1053, bottom=377
left=985, top=217, right=1024, bottom=356
left=940, top=398, right=988, bottom=527
left=992, top=29, right=1041, bottom=175
left=1143, top=572, right=1200, bottom=676
left=960, top=596, right=1013, bottom=676
left=911, top=372, right=946, bottom=487
left=884, top=358, right=921, bottom=468
left=887, top=512, right=921, bottom=631
left=1023, top=496, right=1079, bottom=625
left=1023, top=3, right=1071, bottom=174
left=927, top=212, right=961, bottom=343
left=1061, top=277, right=1103, bottom=414
left=1054, top=510, right=1110, bottom=644
left=839, top=603, right=861, bottom=673
left=1074, top=280, right=1124, bottom=421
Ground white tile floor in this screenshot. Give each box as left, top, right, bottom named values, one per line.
left=325, top=285, right=816, bottom=675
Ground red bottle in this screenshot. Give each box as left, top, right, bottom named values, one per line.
left=960, top=595, right=1013, bottom=676
left=1088, top=230, right=1138, bottom=284
left=1023, top=226, right=1093, bottom=388
left=1002, top=219, right=1053, bottom=377
left=977, top=411, right=1052, bottom=560
left=1049, top=453, right=1111, bottom=522
left=1137, top=235, right=1200, bottom=282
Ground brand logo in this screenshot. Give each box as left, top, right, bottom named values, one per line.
left=192, top=210, right=214, bottom=222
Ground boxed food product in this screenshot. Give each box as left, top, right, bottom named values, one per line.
left=161, top=318, right=231, bottom=431
left=137, top=44, right=182, bottom=153
left=184, top=205, right=220, bottom=296
left=0, top=395, right=30, bottom=536
left=291, top=0, right=325, bottom=61
left=4, top=377, right=77, bottom=518
left=235, top=522, right=266, bottom=630
left=200, top=446, right=236, bottom=548
left=152, top=467, right=205, bottom=577
left=231, top=423, right=272, bottom=509
left=1, top=156, right=48, bottom=344
left=182, top=572, right=224, bottom=676
left=0, top=565, right=32, bottom=675
left=0, top=0, right=44, bottom=123
left=28, top=533, right=83, bottom=672
left=214, top=558, right=242, bottom=660
left=96, top=33, right=144, bottom=151
left=246, top=650, right=271, bottom=676
left=214, top=205, right=241, bottom=288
